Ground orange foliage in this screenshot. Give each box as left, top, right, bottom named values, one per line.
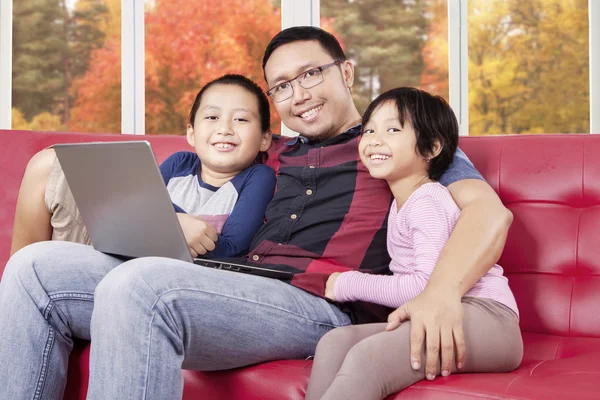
left=320, top=17, right=345, bottom=53
left=420, top=0, right=449, bottom=100
left=70, top=0, right=281, bottom=134
left=70, top=38, right=121, bottom=133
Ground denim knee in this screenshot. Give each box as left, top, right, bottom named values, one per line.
left=1, top=242, right=50, bottom=289
left=94, top=261, right=150, bottom=306
left=91, top=258, right=179, bottom=342
left=93, top=258, right=170, bottom=315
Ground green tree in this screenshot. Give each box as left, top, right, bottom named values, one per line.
left=62, top=0, right=109, bottom=124
left=321, top=0, right=428, bottom=113
left=12, top=0, right=108, bottom=127
left=12, top=0, right=65, bottom=122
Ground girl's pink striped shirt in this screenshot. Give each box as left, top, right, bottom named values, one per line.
left=334, top=182, right=519, bottom=316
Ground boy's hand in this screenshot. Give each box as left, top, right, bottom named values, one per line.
left=176, top=213, right=218, bottom=257
left=324, top=272, right=341, bottom=300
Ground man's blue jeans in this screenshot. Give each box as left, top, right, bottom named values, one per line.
left=0, top=241, right=351, bottom=400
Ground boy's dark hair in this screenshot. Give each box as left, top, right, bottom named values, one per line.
left=188, top=74, right=270, bottom=163
left=188, top=74, right=270, bottom=132
left=262, top=26, right=346, bottom=79
left=362, top=87, right=458, bottom=181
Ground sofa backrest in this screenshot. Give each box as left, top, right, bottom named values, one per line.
left=460, top=134, right=600, bottom=338
left=0, top=129, right=189, bottom=270
left=2, top=130, right=599, bottom=338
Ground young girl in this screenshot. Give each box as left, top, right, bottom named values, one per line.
left=11, top=74, right=275, bottom=259
left=305, top=88, right=522, bottom=400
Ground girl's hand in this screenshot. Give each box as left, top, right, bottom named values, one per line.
left=324, top=272, right=341, bottom=300
left=386, top=305, right=408, bottom=331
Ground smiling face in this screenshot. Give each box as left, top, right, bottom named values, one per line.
left=358, top=101, right=432, bottom=184
left=187, top=83, right=271, bottom=177
left=264, top=40, right=360, bottom=141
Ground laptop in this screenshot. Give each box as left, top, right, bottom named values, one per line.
left=53, top=141, right=292, bottom=280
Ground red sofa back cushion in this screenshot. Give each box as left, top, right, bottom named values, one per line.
left=460, top=135, right=600, bottom=338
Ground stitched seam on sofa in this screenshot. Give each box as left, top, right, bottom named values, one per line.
left=33, top=327, right=55, bottom=400
left=575, top=210, right=582, bottom=275
left=498, top=139, right=503, bottom=197
left=567, top=278, right=575, bottom=338
left=503, top=374, right=529, bottom=397
left=528, top=360, right=547, bottom=376
left=570, top=209, right=582, bottom=338
left=406, top=384, right=526, bottom=400
left=544, top=371, right=600, bottom=376
left=507, top=271, right=600, bottom=277
left=554, top=336, right=565, bottom=359
left=503, top=200, right=591, bottom=207
left=581, top=137, right=585, bottom=201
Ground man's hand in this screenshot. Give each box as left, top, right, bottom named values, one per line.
left=176, top=213, right=218, bottom=257
left=385, top=287, right=465, bottom=380
left=324, top=272, right=341, bottom=300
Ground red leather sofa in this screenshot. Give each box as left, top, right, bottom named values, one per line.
left=1, top=129, right=600, bottom=399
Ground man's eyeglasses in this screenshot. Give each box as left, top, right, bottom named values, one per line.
left=267, top=60, right=343, bottom=103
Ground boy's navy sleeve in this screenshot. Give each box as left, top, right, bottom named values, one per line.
left=172, top=203, right=186, bottom=213
left=159, top=152, right=189, bottom=213
left=206, top=165, right=276, bottom=258
left=439, top=147, right=486, bottom=187
left=159, top=152, right=187, bottom=186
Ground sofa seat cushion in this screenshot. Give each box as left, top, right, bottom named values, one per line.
left=64, top=332, right=600, bottom=400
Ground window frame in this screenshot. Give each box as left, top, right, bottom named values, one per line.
left=0, top=0, right=11, bottom=129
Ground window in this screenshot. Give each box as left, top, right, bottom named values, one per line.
left=320, top=0, right=449, bottom=115
left=468, top=0, right=590, bottom=135
left=11, top=0, right=122, bottom=133
left=2, top=0, right=597, bottom=135
left=144, top=0, right=281, bottom=135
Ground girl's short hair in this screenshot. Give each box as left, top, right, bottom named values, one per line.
left=188, top=74, right=271, bottom=163
left=362, top=87, right=459, bottom=181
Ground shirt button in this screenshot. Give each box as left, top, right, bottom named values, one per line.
left=290, top=214, right=298, bottom=220
left=305, top=189, right=313, bottom=196
left=252, top=255, right=260, bottom=261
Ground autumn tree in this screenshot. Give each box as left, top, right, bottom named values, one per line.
left=12, top=0, right=108, bottom=128
left=71, top=0, right=281, bottom=134
left=420, top=0, right=449, bottom=100
left=321, top=0, right=429, bottom=113
left=63, top=0, right=109, bottom=124
left=12, top=0, right=65, bottom=122
left=69, top=0, right=120, bottom=133
left=97, top=0, right=120, bottom=39
left=69, top=38, right=121, bottom=133
left=468, top=0, right=589, bottom=134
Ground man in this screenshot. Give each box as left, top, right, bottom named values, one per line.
left=0, top=27, right=511, bottom=399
